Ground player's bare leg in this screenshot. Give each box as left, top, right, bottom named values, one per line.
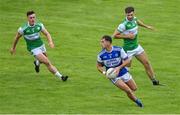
left=126, top=79, right=137, bottom=91
left=126, top=60, right=132, bottom=67
left=136, top=52, right=154, bottom=79
left=36, top=53, right=56, bottom=73
left=115, top=79, right=143, bottom=107
left=43, top=52, right=47, bottom=57
left=135, top=51, right=159, bottom=85
left=35, top=53, right=68, bottom=81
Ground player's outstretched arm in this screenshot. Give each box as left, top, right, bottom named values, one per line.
left=41, top=28, right=54, bottom=48
left=10, top=32, right=22, bottom=55
left=137, top=19, right=155, bottom=30
left=112, top=29, right=135, bottom=39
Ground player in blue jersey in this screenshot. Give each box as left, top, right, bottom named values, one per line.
left=97, top=35, right=143, bottom=107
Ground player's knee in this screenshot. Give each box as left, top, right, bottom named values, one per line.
left=127, top=63, right=131, bottom=67
left=125, top=89, right=133, bottom=94
left=46, top=62, right=51, bottom=66
left=43, top=59, right=50, bottom=66
left=127, top=61, right=132, bottom=67
left=132, top=87, right=137, bottom=91
left=143, top=60, right=150, bottom=67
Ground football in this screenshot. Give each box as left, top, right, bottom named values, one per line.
left=106, top=68, right=117, bottom=79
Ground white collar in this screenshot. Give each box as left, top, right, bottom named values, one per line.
left=105, top=46, right=113, bottom=53
left=126, top=17, right=134, bottom=22
left=28, top=22, right=35, bottom=27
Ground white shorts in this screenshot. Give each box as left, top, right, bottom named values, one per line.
left=126, top=45, right=144, bottom=60
left=110, top=72, right=132, bottom=84
left=31, top=44, right=46, bottom=56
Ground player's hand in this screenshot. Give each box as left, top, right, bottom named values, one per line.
left=49, top=42, right=54, bottom=48
left=127, top=33, right=135, bottom=39
left=114, top=67, right=121, bottom=76
left=102, top=71, right=106, bottom=75
left=10, top=48, right=16, bottom=55
left=147, top=26, right=155, bottom=31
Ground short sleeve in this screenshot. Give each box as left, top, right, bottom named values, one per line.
left=121, top=48, right=128, bottom=60
left=117, top=24, right=125, bottom=33
left=40, top=23, right=45, bottom=31
left=18, top=27, right=24, bottom=35
left=97, top=55, right=103, bottom=63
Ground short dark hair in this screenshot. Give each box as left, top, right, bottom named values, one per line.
left=27, top=10, right=35, bottom=16
left=102, top=35, right=112, bottom=43
left=125, top=6, right=134, bottom=13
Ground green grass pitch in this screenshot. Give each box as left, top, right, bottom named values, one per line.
left=0, top=0, right=180, bottom=114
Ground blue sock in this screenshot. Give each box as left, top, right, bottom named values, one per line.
left=135, top=99, right=143, bottom=107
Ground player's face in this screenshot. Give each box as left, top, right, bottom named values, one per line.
left=28, top=14, right=36, bottom=26
left=100, top=39, right=110, bottom=49
left=126, top=11, right=134, bottom=21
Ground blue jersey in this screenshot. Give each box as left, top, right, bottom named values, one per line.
left=97, top=46, right=128, bottom=77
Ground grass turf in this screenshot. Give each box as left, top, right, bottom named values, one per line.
left=0, top=0, right=180, bottom=114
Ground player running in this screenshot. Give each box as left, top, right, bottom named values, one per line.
left=97, top=35, right=143, bottom=107
left=10, top=10, right=68, bottom=81
left=112, top=6, right=159, bottom=85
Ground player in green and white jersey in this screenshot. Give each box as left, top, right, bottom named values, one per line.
left=10, top=11, right=68, bottom=81
left=112, top=7, right=159, bottom=85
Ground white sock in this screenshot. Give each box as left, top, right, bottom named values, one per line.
left=35, top=60, right=40, bottom=66
left=55, top=71, right=62, bottom=78
left=151, top=77, right=156, bottom=81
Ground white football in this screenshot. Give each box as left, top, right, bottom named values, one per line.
left=106, top=68, right=117, bottom=79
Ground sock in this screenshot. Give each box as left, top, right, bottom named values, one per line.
left=55, top=71, right=62, bottom=78
left=151, top=77, right=156, bottom=82
left=35, top=60, right=40, bottom=66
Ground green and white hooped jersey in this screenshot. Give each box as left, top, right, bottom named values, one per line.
left=117, top=17, right=138, bottom=51
left=18, top=22, right=44, bottom=51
